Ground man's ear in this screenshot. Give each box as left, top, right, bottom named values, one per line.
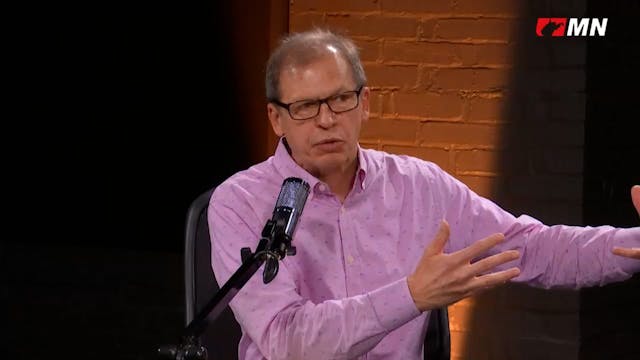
left=267, top=103, right=284, bottom=137
left=360, top=86, right=370, bottom=124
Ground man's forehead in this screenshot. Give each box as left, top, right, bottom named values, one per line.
left=281, top=50, right=345, bottom=77
left=278, top=53, right=354, bottom=100
left=279, top=80, right=356, bottom=103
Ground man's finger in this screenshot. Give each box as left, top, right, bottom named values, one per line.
left=467, top=250, right=520, bottom=276
left=424, top=220, right=450, bottom=257
left=632, top=185, right=640, bottom=218
left=455, top=232, right=505, bottom=262
left=612, top=246, right=640, bottom=260
left=472, top=267, right=521, bottom=291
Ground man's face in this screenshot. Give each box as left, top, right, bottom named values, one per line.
left=267, top=51, right=370, bottom=179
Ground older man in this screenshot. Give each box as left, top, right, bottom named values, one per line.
left=208, top=29, right=639, bottom=360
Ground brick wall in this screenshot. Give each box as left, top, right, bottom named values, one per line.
left=290, top=1, right=588, bottom=359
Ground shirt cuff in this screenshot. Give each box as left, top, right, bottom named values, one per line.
left=366, top=277, right=421, bottom=332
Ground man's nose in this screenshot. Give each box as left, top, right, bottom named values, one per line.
left=316, top=102, right=336, bottom=128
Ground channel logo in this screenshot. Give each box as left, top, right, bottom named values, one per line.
left=536, top=18, right=608, bottom=37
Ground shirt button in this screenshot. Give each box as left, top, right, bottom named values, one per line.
left=340, top=207, right=345, bottom=214
left=318, top=184, right=326, bottom=192
left=347, top=255, right=354, bottom=265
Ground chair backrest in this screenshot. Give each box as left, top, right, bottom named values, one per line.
left=184, top=187, right=242, bottom=360
left=184, top=187, right=450, bottom=360
left=425, top=306, right=451, bottom=360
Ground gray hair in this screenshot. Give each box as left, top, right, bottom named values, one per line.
left=265, top=28, right=367, bottom=102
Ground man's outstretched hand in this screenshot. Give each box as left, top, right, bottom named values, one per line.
left=611, top=185, right=640, bottom=260
left=407, top=220, right=520, bottom=312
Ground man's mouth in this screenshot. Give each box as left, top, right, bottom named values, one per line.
left=315, top=138, right=342, bottom=145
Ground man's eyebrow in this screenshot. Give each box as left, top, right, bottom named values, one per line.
left=313, top=86, right=357, bottom=101
left=294, top=88, right=350, bottom=103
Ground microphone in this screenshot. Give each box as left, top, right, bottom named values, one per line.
left=258, top=177, right=310, bottom=283
left=272, top=177, right=310, bottom=241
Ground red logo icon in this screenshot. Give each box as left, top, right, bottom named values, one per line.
left=536, top=18, right=567, bottom=36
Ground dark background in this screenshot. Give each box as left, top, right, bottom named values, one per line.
left=5, top=1, right=639, bottom=359
left=581, top=1, right=640, bottom=358
left=27, top=0, right=251, bottom=252
left=8, top=1, right=252, bottom=359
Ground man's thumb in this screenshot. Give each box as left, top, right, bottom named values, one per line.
left=425, top=220, right=450, bottom=257
left=632, top=185, right=640, bottom=217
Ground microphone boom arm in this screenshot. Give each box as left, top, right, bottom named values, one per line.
left=157, top=177, right=309, bottom=360
left=157, top=214, right=297, bottom=360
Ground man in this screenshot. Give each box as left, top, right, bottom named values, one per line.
left=208, top=29, right=639, bottom=360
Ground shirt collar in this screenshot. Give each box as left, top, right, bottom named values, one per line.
left=354, top=146, right=368, bottom=192
left=272, top=137, right=370, bottom=196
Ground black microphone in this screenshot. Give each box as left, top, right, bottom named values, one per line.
left=259, top=177, right=310, bottom=283
left=272, top=177, right=310, bottom=240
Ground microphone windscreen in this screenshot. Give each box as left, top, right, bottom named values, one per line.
left=275, top=177, right=310, bottom=211
left=274, top=177, right=310, bottom=237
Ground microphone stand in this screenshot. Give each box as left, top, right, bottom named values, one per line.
left=157, top=217, right=296, bottom=360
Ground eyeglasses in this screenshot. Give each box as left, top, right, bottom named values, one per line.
left=271, top=86, right=364, bottom=120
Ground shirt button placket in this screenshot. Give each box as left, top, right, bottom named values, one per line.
left=339, top=205, right=360, bottom=296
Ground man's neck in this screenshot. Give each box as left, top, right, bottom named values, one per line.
left=282, top=138, right=359, bottom=203
left=319, top=160, right=358, bottom=203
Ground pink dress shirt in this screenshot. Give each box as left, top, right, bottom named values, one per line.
left=208, top=139, right=639, bottom=360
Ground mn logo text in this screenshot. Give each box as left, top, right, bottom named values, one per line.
left=536, top=18, right=608, bottom=37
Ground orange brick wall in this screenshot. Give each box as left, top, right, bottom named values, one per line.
left=290, top=0, right=520, bottom=197
left=290, top=1, right=586, bottom=359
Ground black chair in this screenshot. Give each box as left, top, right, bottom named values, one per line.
left=184, top=187, right=450, bottom=360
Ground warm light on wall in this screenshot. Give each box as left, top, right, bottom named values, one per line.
left=289, top=0, right=588, bottom=358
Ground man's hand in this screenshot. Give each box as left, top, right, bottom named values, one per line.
left=611, top=185, right=640, bottom=260
left=407, top=220, right=521, bottom=312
